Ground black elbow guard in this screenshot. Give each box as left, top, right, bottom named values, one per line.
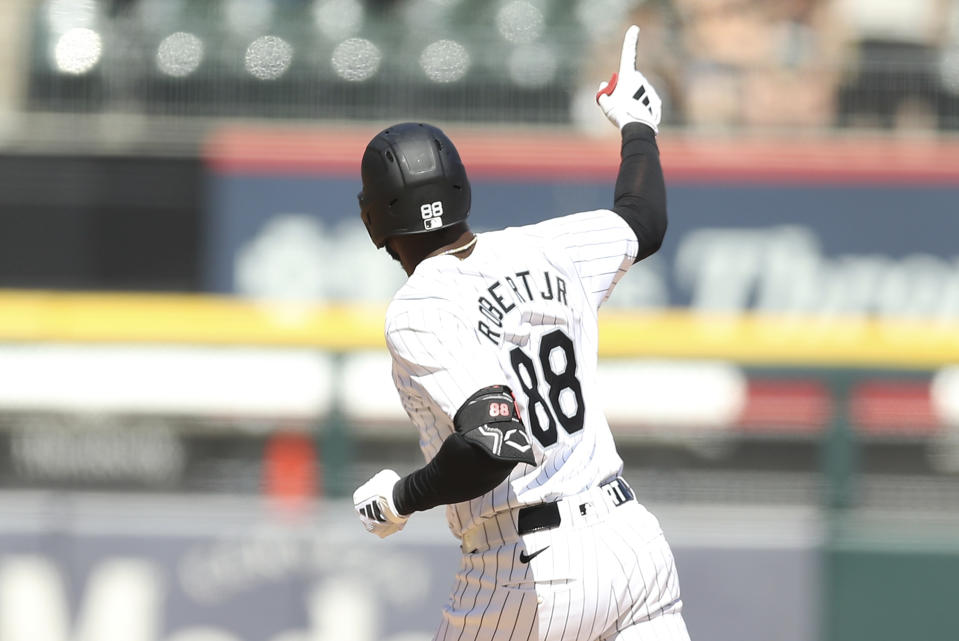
left=454, top=386, right=536, bottom=466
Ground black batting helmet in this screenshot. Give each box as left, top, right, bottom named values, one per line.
left=358, top=122, right=471, bottom=248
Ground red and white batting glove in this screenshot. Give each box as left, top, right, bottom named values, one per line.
left=353, top=469, right=409, bottom=539
left=595, top=25, right=662, bottom=133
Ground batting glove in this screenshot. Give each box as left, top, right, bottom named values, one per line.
left=595, top=25, right=662, bottom=133
left=353, top=469, right=409, bottom=539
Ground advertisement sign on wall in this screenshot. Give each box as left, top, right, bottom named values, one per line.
left=205, top=130, right=959, bottom=321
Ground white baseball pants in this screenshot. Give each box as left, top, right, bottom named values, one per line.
left=434, top=485, right=691, bottom=641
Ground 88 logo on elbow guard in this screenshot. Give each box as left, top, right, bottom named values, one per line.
left=420, top=201, right=444, bottom=229
left=489, top=402, right=512, bottom=418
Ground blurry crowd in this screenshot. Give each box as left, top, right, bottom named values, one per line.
left=7, top=0, right=959, bottom=132
left=587, top=0, right=959, bottom=131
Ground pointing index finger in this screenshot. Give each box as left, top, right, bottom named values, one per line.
left=619, top=25, right=640, bottom=76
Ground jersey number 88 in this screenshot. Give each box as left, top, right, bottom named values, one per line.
left=509, top=329, right=585, bottom=447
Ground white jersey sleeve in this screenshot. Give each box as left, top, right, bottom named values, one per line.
left=527, top=209, right=639, bottom=310
left=386, top=301, right=505, bottom=429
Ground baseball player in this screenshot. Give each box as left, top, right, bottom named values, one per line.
left=353, top=26, right=691, bottom=641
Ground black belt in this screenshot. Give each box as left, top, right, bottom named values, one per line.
left=517, top=476, right=635, bottom=535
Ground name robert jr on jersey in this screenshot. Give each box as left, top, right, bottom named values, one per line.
left=476, top=268, right=569, bottom=345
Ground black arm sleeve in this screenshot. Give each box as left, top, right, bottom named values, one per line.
left=392, top=433, right=516, bottom=515
left=611, top=122, right=667, bottom=262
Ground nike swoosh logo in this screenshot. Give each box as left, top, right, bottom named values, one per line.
left=519, top=546, right=550, bottom=564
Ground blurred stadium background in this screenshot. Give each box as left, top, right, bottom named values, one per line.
left=1, top=0, right=958, bottom=640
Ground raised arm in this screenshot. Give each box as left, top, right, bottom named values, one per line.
left=597, top=25, right=667, bottom=262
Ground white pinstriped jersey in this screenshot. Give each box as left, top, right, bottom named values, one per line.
left=386, top=209, right=640, bottom=540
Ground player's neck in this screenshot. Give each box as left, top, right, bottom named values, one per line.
left=427, top=230, right=477, bottom=260
left=393, top=224, right=475, bottom=275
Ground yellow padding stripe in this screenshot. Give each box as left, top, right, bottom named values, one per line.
left=0, top=291, right=387, bottom=350
left=1, top=291, right=958, bottom=367
left=599, top=310, right=959, bottom=367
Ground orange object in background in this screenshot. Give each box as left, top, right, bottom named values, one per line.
left=263, top=431, right=319, bottom=515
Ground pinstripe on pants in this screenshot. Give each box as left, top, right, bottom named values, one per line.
left=434, top=501, right=691, bottom=641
